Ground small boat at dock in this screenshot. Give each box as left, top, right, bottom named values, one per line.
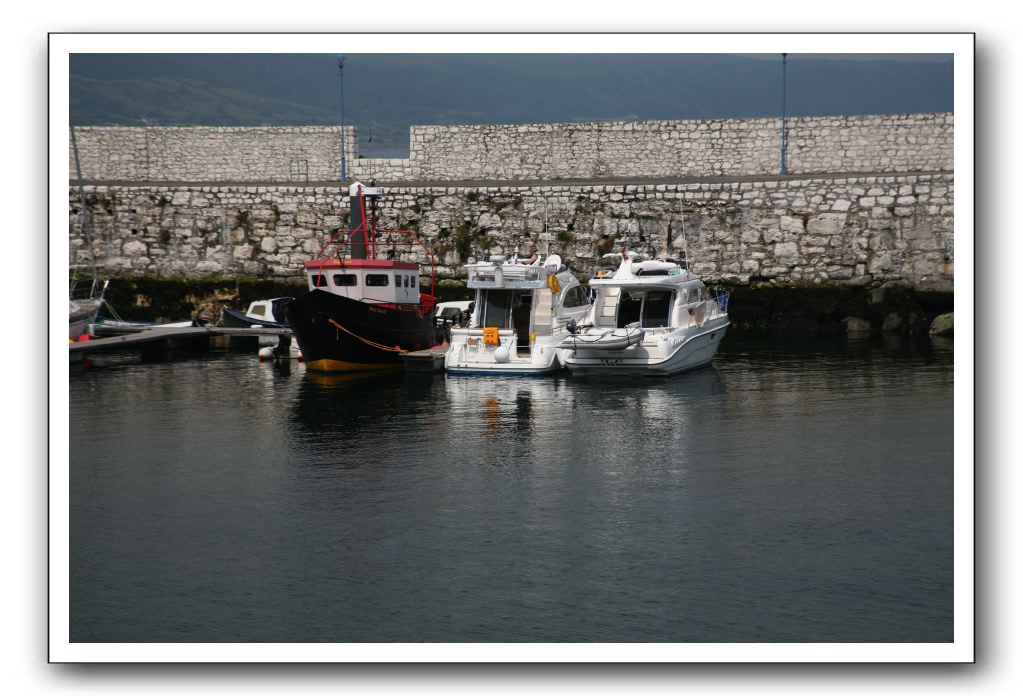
left=220, top=298, right=293, bottom=329
left=69, top=278, right=108, bottom=340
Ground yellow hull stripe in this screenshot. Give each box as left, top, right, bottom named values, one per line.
left=305, top=358, right=401, bottom=373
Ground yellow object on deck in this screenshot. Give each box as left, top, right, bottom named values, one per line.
left=483, top=327, right=500, bottom=346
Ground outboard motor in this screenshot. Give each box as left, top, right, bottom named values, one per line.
left=272, top=333, right=292, bottom=359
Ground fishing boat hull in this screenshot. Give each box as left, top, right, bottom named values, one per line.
left=287, top=289, right=437, bottom=372
left=561, top=319, right=729, bottom=377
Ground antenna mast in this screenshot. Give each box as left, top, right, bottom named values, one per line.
left=679, top=202, right=690, bottom=271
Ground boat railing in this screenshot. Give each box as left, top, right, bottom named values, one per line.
left=467, top=263, right=547, bottom=288
left=680, top=289, right=729, bottom=328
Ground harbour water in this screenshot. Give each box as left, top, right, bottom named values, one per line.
left=68, top=334, right=954, bottom=643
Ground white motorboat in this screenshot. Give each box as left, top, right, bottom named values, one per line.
left=558, top=251, right=729, bottom=376
left=444, top=254, right=592, bottom=375
left=220, top=297, right=293, bottom=329
left=68, top=278, right=108, bottom=340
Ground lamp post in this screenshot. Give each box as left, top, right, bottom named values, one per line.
left=780, top=52, right=788, bottom=176
left=337, top=53, right=347, bottom=181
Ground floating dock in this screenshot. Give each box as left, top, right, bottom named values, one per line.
left=401, top=347, right=448, bottom=373
left=72, top=327, right=449, bottom=373
left=69, top=326, right=291, bottom=359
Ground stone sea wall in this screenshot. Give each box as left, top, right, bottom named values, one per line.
left=409, top=113, right=953, bottom=181
left=68, top=173, right=954, bottom=291
left=70, top=112, right=952, bottom=184
left=70, top=126, right=357, bottom=182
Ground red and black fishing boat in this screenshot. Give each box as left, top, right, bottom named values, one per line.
left=286, top=182, right=440, bottom=372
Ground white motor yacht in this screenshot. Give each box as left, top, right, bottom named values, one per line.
left=444, top=254, right=592, bottom=375
left=558, top=251, right=729, bottom=376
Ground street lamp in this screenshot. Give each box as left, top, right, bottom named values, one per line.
left=337, top=53, right=347, bottom=181
left=780, top=52, right=788, bottom=176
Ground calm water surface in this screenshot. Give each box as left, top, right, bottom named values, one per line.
left=69, top=334, right=954, bottom=642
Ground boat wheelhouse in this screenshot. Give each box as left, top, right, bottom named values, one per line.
left=220, top=297, right=293, bottom=329
left=444, top=254, right=592, bottom=375
left=285, top=182, right=439, bottom=372
left=558, top=251, right=729, bottom=376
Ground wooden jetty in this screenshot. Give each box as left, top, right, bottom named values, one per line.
left=401, top=346, right=448, bottom=373
left=71, top=326, right=449, bottom=372
left=69, top=326, right=291, bottom=360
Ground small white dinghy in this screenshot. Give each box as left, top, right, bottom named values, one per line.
left=560, top=321, right=645, bottom=351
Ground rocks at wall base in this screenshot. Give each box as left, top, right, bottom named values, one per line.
left=929, top=312, right=954, bottom=337
left=842, top=316, right=872, bottom=335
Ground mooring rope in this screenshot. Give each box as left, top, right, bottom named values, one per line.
left=328, top=318, right=408, bottom=354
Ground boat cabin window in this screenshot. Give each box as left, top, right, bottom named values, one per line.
left=403, top=275, right=410, bottom=288
left=480, top=289, right=516, bottom=329
left=562, top=285, right=590, bottom=308
left=249, top=305, right=266, bottom=316
left=410, top=276, right=416, bottom=288
left=617, top=291, right=643, bottom=328
left=642, top=290, right=673, bottom=328
left=333, top=273, right=358, bottom=286
left=616, top=290, right=674, bottom=328
left=311, top=274, right=329, bottom=288
left=366, top=274, right=390, bottom=287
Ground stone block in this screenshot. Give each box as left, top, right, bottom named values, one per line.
left=773, top=241, right=798, bottom=260
left=122, top=240, right=148, bottom=256
left=778, top=215, right=803, bottom=237
left=740, top=227, right=761, bottom=244
left=807, top=212, right=847, bottom=236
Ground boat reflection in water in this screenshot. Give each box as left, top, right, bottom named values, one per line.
left=288, top=360, right=725, bottom=474
left=441, top=366, right=727, bottom=463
